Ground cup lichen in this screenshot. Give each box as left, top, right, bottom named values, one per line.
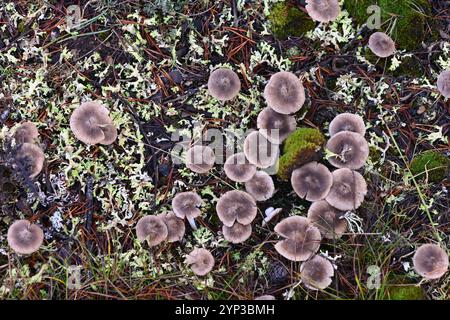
left=268, top=2, right=316, bottom=40
left=277, top=127, right=325, bottom=181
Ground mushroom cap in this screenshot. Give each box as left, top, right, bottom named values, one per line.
left=15, top=142, right=45, bottom=178
left=222, top=222, right=252, bottom=244
left=7, top=220, right=44, bottom=255
left=216, top=190, right=257, bottom=227
left=326, top=131, right=369, bottom=170
left=69, top=101, right=116, bottom=145
left=159, top=211, right=185, bottom=242
left=329, top=113, right=366, bottom=137
left=135, top=215, right=168, bottom=246
left=14, top=122, right=39, bottom=144
left=291, top=161, right=333, bottom=202
left=300, top=255, right=334, bottom=290
left=325, top=168, right=367, bottom=211
left=368, top=32, right=396, bottom=58
left=307, top=200, right=347, bottom=239
left=243, top=131, right=279, bottom=168
left=207, top=68, right=241, bottom=101
left=172, top=191, right=202, bottom=220
left=224, top=152, right=257, bottom=182
left=257, top=107, right=297, bottom=144
left=244, top=171, right=275, bottom=202
left=412, top=244, right=448, bottom=280
left=305, top=0, right=340, bottom=23
left=185, top=248, right=215, bottom=276
left=274, top=216, right=322, bottom=261
left=264, top=71, right=305, bottom=114
left=98, top=123, right=118, bottom=145
left=185, top=145, right=216, bottom=174
left=254, top=295, right=276, bottom=300
left=437, top=70, right=450, bottom=98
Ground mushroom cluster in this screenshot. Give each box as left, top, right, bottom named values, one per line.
left=135, top=211, right=185, bottom=247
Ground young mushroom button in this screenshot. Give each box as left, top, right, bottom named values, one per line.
left=257, top=107, right=297, bottom=144
left=412, top=244, right=449, bottom=280
left=291, top=161, right=333, bottom=202
left=329, top=113, right=366, bottom=137
left=300, top=254, right=334, bottom=290
left=185, top=248, right=215, bottom=276
left=325, top=168, right=367, bottom=211
left=135, top=215, right=168, bottom=247
left=224, top=152, right=257, bottom=183
left=307, top=200, right=347, bottom=239
left=368, top=32, right=396, bottom=58
left=7, top=220, right=44, bottom=255
left=264, top=71, right=305, bottom=114
left=437, top=70, right=450, bottom=98
left=207, top=68, right=241, bottom=101
left=305, top=0, right=341, bottom=23
left=326, top=131, right=369, bottom=170
left=216, top=190, right=257, bottom=227
left=245, top=171, right=275, bottom=201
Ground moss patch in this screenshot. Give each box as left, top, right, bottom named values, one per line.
left=385, top=285, right=424, bottom=300
left=344, top=0, right=434, bottom=51
left=277, top=127, right=325, bottom=180
left=410, top=150, right=449, bottom=183
left=268, top=2, right=316, bottom=40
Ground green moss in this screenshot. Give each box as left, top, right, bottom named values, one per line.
left=385, top=285, right=424, bottom=300
left=364, top=48, right=423, bottom=77
left=410, top=151, right=449, bottom=183
left=344, top=0, right=434, bottom=51
left=268, top=2, right=316, bottom=39
left=277, top=128, right=325, bottom=180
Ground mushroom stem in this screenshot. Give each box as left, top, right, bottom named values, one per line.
left=187, top=217, right=198, bottom=230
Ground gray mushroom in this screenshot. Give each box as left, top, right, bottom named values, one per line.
left=326, top=131, right=369, bottom=170
left=224, top=152, right=257, bottom=182
left=185, top=248, right=215, bottom=276
left=437, top=69, right=450, bottom=98
left=305, top=0, right=340, bottom=23
left=185, top=145, right=216, bottom=174
left=300, top=254, right=334, bottom=290
left=325, top=168, right=367, bottom=211
left=172, top=191, right=202, bottom=230
left=222, top=222, right=252, bottom=244
left=307, top=200, right=347, bottom=239
left=15, top=143, right=45, bottom=178
left=243, top=131, right=279, bottom=168
left=257, top=107, right=296, bottom=144
left=135, top=215, right=168, bottom=247
left=368, top=32, right=396, bottom=58
left=244, top=171, right=275, bottom=201
left=329, top=113, right=366, bottom=137
left=207, top=68, right=241, bottom=101
left=7, top=220, right=44, bottom=255
left=291, top=162, right=333, bottom=201
left=216, top=190, right=257, bottom=227
left=264, top=71, right=305, bottom=114
left=14, top=122, right=39, bottom=144
left=159, top=211, right=186, bottom=243
left=412, top=244, right=448, bottom=280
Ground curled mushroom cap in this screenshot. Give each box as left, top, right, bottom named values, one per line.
left=307, top=200, right=346, bottom=239
left=257, top=107, right=297, bottom=144
left=245, top=171, right=275, bottom=201
left=7, top=220, right=44, bottom=255
left=14, top=122, right=39, bottom=144
left=325, top=168, right=367, bottom=211
left=172, top=191, right=202, bottom=220
left=135, top=215, right=168, bottom=246
left=264, top=71, right=305, bottom=114
left=15, top=143, right=45, bottom=178
left=274, top=216, right=322, bottom=261
left=69, top=101, right=117, bottom=145
left=216, top=190, right=257, bottom=227
left=413, top=244, right=448, bottom=280
left=305, top=0, right=340, bottom=23
left=207, top=68, right=241, bottom=101
left=329, top=113, right=366, bottom=137
left=185, top=248, right=215, bottom=276
left=326, top=131, right=369, bottom=170
left=186, top=145, right=216, bottom=174
left=437, top=70, right=450, bottom=98
left=300, top=255, right=334, bottom=290
left=159, top=211, right=185, bottom=243
left=254, top=295, right=276, bottom=300
left=222, top=222, right=252, bottom=244
left=368, top=32, right=396, bottom=58
left=224, top=152, right=257, bottom=182
left=243, top=131, right=279, bottom=168
left=291, top=162, right=333, bottom=202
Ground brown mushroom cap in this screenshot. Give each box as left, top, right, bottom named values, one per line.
left=222, top=222, right=252, bottom=244
left=257, top=107, right=297, bottom=144
left=207, top=68, right=241, bottom=101
left=326, top=131, right=369, bottom=170
left=243, top=131, right=279, bottom=168
left=135, top=215, right=168, bottom=246
left=329, top=113, right=366, bottom=137
left=274, top=216, right=322, bottom=261
left=185, top=248, right=215, bottom=276
left=224, top=152, right=257, bottom=182
left=244, top=171, right=275, bottom=201
left=305, top=0, right=340, bottom=23
left=159, top=211, right=185, bottom=242
left=216, top=190, right=257, bottom=227
left=172, top=191, right=202, bottom=220
left=325, top=168, right=367, bottom=211
left=291, top=162, right=333, bottom=202
left=368, top=32, right=396, bottom=58
left=185, top=145, right=216, bottom=174
left=7, top=220, right=44, bottom=255
left=437, top=70, right=450, bottom=98
left=69, top=101, right=117, bottom=145
left=307, top=200, right=347, bottom=239
left=300, top=255, right=334, bottom=290
left=14, top=122, right=39, bottom=144
left=264, top=71, right=305, bottom=114
left=254, top=295, right=276, bottom=300
left=412, top=244, right=448, bottom=280
left=15, top=142, right=45, bottom=178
